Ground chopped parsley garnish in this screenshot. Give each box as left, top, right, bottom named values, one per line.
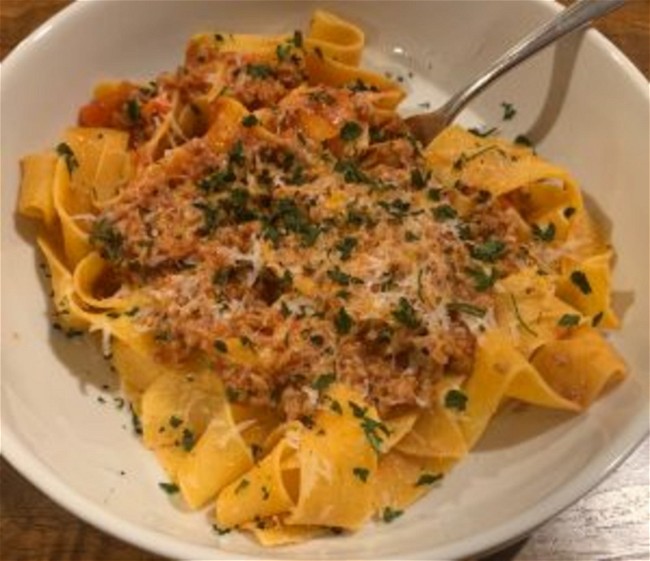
left=126, top=99, right=141, bottom=122
left=564, top=207, right=576, bottom=219
left=181, top=428, right=196, bottom=451
left=241, top=114, right=259, bottom=127
left=405, top=230, right=420, bottom=242
left=292, top=30, right=303, bottom=48
left=212, top=524, right=231, bottom=535
left=340, top=121, right=363, bottom=141
left=446, top=302, right=486, bottom=318
left=193, top=201, right=220, bottom=236
left=329, top=399, right=343, bottom=415
left=570, top=271, right=592, bottom=294
left=246, top=63, right=274, bottom=79
left=470, top=239, right=506, bottom=262
left=352, top=467, right=370, bottom=482
left=532, top=223, right=556, bottom=242
left=410, top=168, right=430, bottom=189
left=514, top=134, right=533, bottom=147
left=225, top=386, right=240, bottom=403
left=327, top=266, right=362, bottom=286
left=510, top=294, right=538, bottom=336
left=158, top=482, right=179, bottom=494
left=309, top=334, right=325, bottom=347
left=335, top=160, right=371, bottom=184
left=261, top=486, right=270, bottom=501
left=426, top=188, right=441, bottom=202
left=592, top=311, right=604, bottom=327
left=169, top=415, right=183, bottom=428
left=197, top=168, right=236, bottom=192
left=382, top=507, right=403, bottom=523
left=433, top=204, right=458, bottom=222
left=501, top=102, right=517, bottom=120
left=348, top=401, right=390, bottom=454
left=312, top=373, right=336, bottom=392
left=392, top=297, right=421, bottom=329
left=378, top=198, right=411, bottom=220
left=228, top=140, right=246, bottom=166
left=465, top=266, right=497, bottom=292
left=56, top=142, right=78, bottom=173
left=213, top=339, right=228, bottom=353
left=558, top=313, right=581, bottom=327
left=334, top=306, right=353, bottom=335
left=444, top=389, right=468, bottom=411
left=89, top=218, right=123, bottom=262
left=276, top=43, right=293, bottom=61
left=469, top=126, right=498, bottom=138
left=415, top=473, right=443, bottom=487
left=335, top=236, right=358, bottom=261
left=234, top=478, right=250, bottom=494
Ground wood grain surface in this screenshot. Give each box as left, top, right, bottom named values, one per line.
left=1, top=1, right=648, bottom=561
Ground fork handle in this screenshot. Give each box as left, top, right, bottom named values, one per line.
left=439, top=0, right=627, bottom=123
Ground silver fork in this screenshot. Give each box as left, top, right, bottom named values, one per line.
left=406, top=0, right=627, bottom=146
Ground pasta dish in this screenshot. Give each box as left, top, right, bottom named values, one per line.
left=18, top=11, right=626, bottom=545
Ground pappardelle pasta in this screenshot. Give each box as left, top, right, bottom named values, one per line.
left=19, top=10, right=626, bottom=545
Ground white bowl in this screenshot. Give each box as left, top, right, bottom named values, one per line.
left=1, top=1, right=648, bottom=559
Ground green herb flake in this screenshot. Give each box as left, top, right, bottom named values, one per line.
left=214, top=339, right=228, bottom=353
left=514, top=134, right=533, bottom=147
left=509, top=294, right=538, bottom=336
left=158, top=482, right=179, bottom=494
left=470, top=239, right=506, bottom=262
left=292, top=30, right=304, bottom=48
left=261, top=486, right=271, bottom=501
left=392, top=297, right=421, bottom=329
left=334, top=306, right=353, bottom=335
left=426, top=188, right=441, bottom=202
left=234, top=478, right=250, bottom=494
left=89, top=218, right=123, bottom=262
left=56, top=142, right=79, bottom=174
left=340, top=121, right=363, bottom=141
left=241, top=114, right=259, bottom=127
left=309, top=334, right=325, bottom=347
left=382, top=506, right=403, bottom=523
left=312, top=372, right=336, bottom=392
left=126, top=99, right=141, bottom=122
left=246, top=64, right=274, bottom=79
left=410, top=168, right=430, bottom=189
left=465, top=266, right=497, bottom=292
left=446, top=301, right=486, bottom=318
left=415, top=473, right=443, bottom=487
left=212, top=524, right=231, bottom=535
left=433, top=204, right=458, bottom=222
left=570, top=271, right=592, bottom=295
left=335, top=236, right=358, bottom=261
left=558, top=313, right=581, bottom=327
left=592, top=311, right=604, bottom=327
left=327, top=266, right=362, bottom=287
left=564, top=207, right=576, bottom=219
left=469, top=126, right=498, bottom=138
left=532, top=223, right=556, bottom=242
left=501, top=102, right=517, bottom=121
left=444, top=389, right=468, bottom=411
left=169, top=415, right=183, bottom=428
left=352, top=467, right=370, bottom=483
left=181, top=428, right=196, bottom=452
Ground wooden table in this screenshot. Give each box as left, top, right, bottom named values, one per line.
left=1, top=1, right=648, bottom=560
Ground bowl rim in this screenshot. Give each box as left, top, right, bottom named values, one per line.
left=1, top=0, right=648, bottom=559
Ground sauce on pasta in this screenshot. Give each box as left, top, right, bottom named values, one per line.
left=18, top=10, right=626, bottom=546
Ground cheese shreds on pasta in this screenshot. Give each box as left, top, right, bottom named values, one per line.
left=19, top=10, right=626, bottom=546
